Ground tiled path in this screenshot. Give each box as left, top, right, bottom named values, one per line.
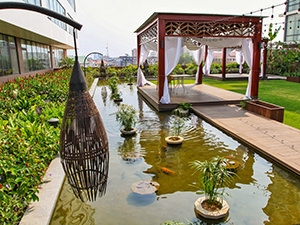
left=192, top=104, right=300, bottom=176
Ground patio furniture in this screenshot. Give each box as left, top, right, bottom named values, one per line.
left=171, top=74, right=194, bottom=89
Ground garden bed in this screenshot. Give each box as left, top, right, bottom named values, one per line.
left=286, top=76, right=300, bottom=83
left=245, top=100, right=284, bottom=122
left=0, top=69, right=71, bottom=224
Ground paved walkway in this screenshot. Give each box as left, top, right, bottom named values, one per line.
left=192, top=105, right=300, bottom=176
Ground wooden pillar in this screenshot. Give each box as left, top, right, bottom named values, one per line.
left=196, top=62, right=203, bottom=84
left=222, top=48, right=226, bottom=80
left=158, top=19, right=165, bottom=101
left=50, top=46, right=54, bottom=69
left=137, top=36, right=141, bottom=72
left=262, top=39, right=268, bottom=80
left=15, top=37, right=24, bottom=74
left=251, top=23, right=262, bottom=99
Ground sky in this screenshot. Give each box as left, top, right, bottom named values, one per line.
left=74, top=0, right=286, bottom=57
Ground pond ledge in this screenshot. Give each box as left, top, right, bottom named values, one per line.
left=20, top=78, right=99, bottom=225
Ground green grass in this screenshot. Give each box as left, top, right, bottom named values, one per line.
left=151, top=79, right=300, bottom=129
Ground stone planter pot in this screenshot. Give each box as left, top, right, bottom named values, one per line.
left=245, top=100, right=284, bottom=122
left=194, top=196, right=229, bottom=220
left=121, top=128, right=137, bottom=136
left=286, top=76, right=300, bottom=83
left=165, top=136, right=184, bottom=145
left=113, top=98, right=123, bottom=102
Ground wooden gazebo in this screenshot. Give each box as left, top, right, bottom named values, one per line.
left=135, top=12, right=263, bottom=105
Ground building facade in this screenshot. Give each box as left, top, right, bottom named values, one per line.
left=284, top=0, right=300, bottom=42
left=0, top=0, right=77, bottom=82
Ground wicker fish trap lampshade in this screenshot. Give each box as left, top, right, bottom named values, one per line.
left=60, top=59, right=109, bottom=202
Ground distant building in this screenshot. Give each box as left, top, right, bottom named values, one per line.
left=284, top=0, right=300, bottom=42
left=212, top=51, right=236, bottom=64
left=0, top=0, right=77, bottom=83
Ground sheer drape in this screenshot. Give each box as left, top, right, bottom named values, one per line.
left=235, top=50, right=245, bottom=74
left=137, top=42, right=157, bottom=86
left=203, top=49, right=215, bottom=75
left=192, top=45, right=205, bottom=84
left=242, top=38, right=253, bottom=99
left=160, top=37, right=182, bottom=104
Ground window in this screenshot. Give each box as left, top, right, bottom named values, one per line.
left=47, top=0, right=67, bottom=30
left=67, top=0, right=76, bottom=11
left=0, top=34, right=19, bottom=76
left=53, top=48, right=64, bottom=68
left=287, top=0, right=300, bottom=12
left=24, top=0, right=42, bottom=6
left=21, top=39, right=51, bottom=72
left=285, top=14, right=300, bottom=42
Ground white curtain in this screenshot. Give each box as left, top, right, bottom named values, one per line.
left=192, top=45, right=205, bottom=84
left=235, top=49, right=245, bottom=74
left=260, top=49, right=264, bottom=77
left=160, top=37, right=182, bottom=104
left=242, top=38, right=253, bottom=99
left=203, top=49, right=214, bottom=75
left=137, top=42, right=157, bottom=86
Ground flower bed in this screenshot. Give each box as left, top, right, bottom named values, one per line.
left=0, top=70, right=71, bottom=224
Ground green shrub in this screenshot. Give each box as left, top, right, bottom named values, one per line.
left=0, top=69, right=71, bottom=224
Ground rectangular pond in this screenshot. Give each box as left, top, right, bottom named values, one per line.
left=50, top=83, right=300, bottom=225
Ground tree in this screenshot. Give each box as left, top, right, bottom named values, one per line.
left=59, top=57, right=75, bottom=69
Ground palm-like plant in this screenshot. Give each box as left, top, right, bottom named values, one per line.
left=108, top=75, right=119, bottom=94
left=191, top=157, right=235, bottom=206
left=170, top=116, right=185, bottom=136
left=115, top=104, right=138, bottom=131
left=59, top=57, right=74, bottom=69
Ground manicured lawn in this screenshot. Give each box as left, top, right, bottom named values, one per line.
left=151, top=78, right=300, bottom=129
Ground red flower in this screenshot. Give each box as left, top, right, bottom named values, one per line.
left=37, top=161, right=40, bottom=164
left=0, top=183, right=2, bottom=189
left=26, top=163, right=28, bottom=167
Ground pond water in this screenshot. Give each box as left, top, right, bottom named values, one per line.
left=50, top=83, right=300, bottom=225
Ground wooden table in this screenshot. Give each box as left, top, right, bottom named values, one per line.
left=170, top=74, right=194, bottom=88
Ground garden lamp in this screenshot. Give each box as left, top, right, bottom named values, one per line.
left=0, top=2, right=109, bottom=202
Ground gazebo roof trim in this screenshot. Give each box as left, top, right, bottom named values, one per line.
left=135, top=12, right=265, bottom=33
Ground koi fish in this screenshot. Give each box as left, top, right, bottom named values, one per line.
left=161, top=167, right=175, bottom=175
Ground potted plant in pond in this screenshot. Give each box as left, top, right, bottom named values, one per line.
left=125, top=74, right=135, bottom=85
left=190, top=157, right=235, bottom=220
left=108, top=75, right=119, bottom=94
left=111, top=92, right=123, bottom=102
left=173, top=103, right=191, bottom=117
left=165, top=116, right=185, bottom=145
left=115, top=104, right=138, bottom=135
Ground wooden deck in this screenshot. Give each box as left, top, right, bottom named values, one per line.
left=192, top=105, right=300, bottom=176
left=138, top=84, right=244, bottom=111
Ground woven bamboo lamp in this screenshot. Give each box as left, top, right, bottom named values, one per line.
left=60, top=56, right=109, bottom=202
left=59, top=29, right=109, bottom=201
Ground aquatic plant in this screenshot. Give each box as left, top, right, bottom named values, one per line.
left=190, top=157, right=235, bottom=207
left=115, top=104, right=138, bottom=131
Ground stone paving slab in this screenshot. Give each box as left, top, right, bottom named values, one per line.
left=192, top=104, right=300, bottom=176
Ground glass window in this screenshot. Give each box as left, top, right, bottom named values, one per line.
left=288, top=0, right=300, bottom=12
left=0, top=34, right=19, bottom=76
left=53, top=48, right=64, bottom=68
left=47, top=0, right=67, bottom=30
left=20, top=38, right=51, bottom=72
left=67, top=0, right=76, bottom=11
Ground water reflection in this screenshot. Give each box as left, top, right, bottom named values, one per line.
left=50, top=181, right=95, bottom=225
